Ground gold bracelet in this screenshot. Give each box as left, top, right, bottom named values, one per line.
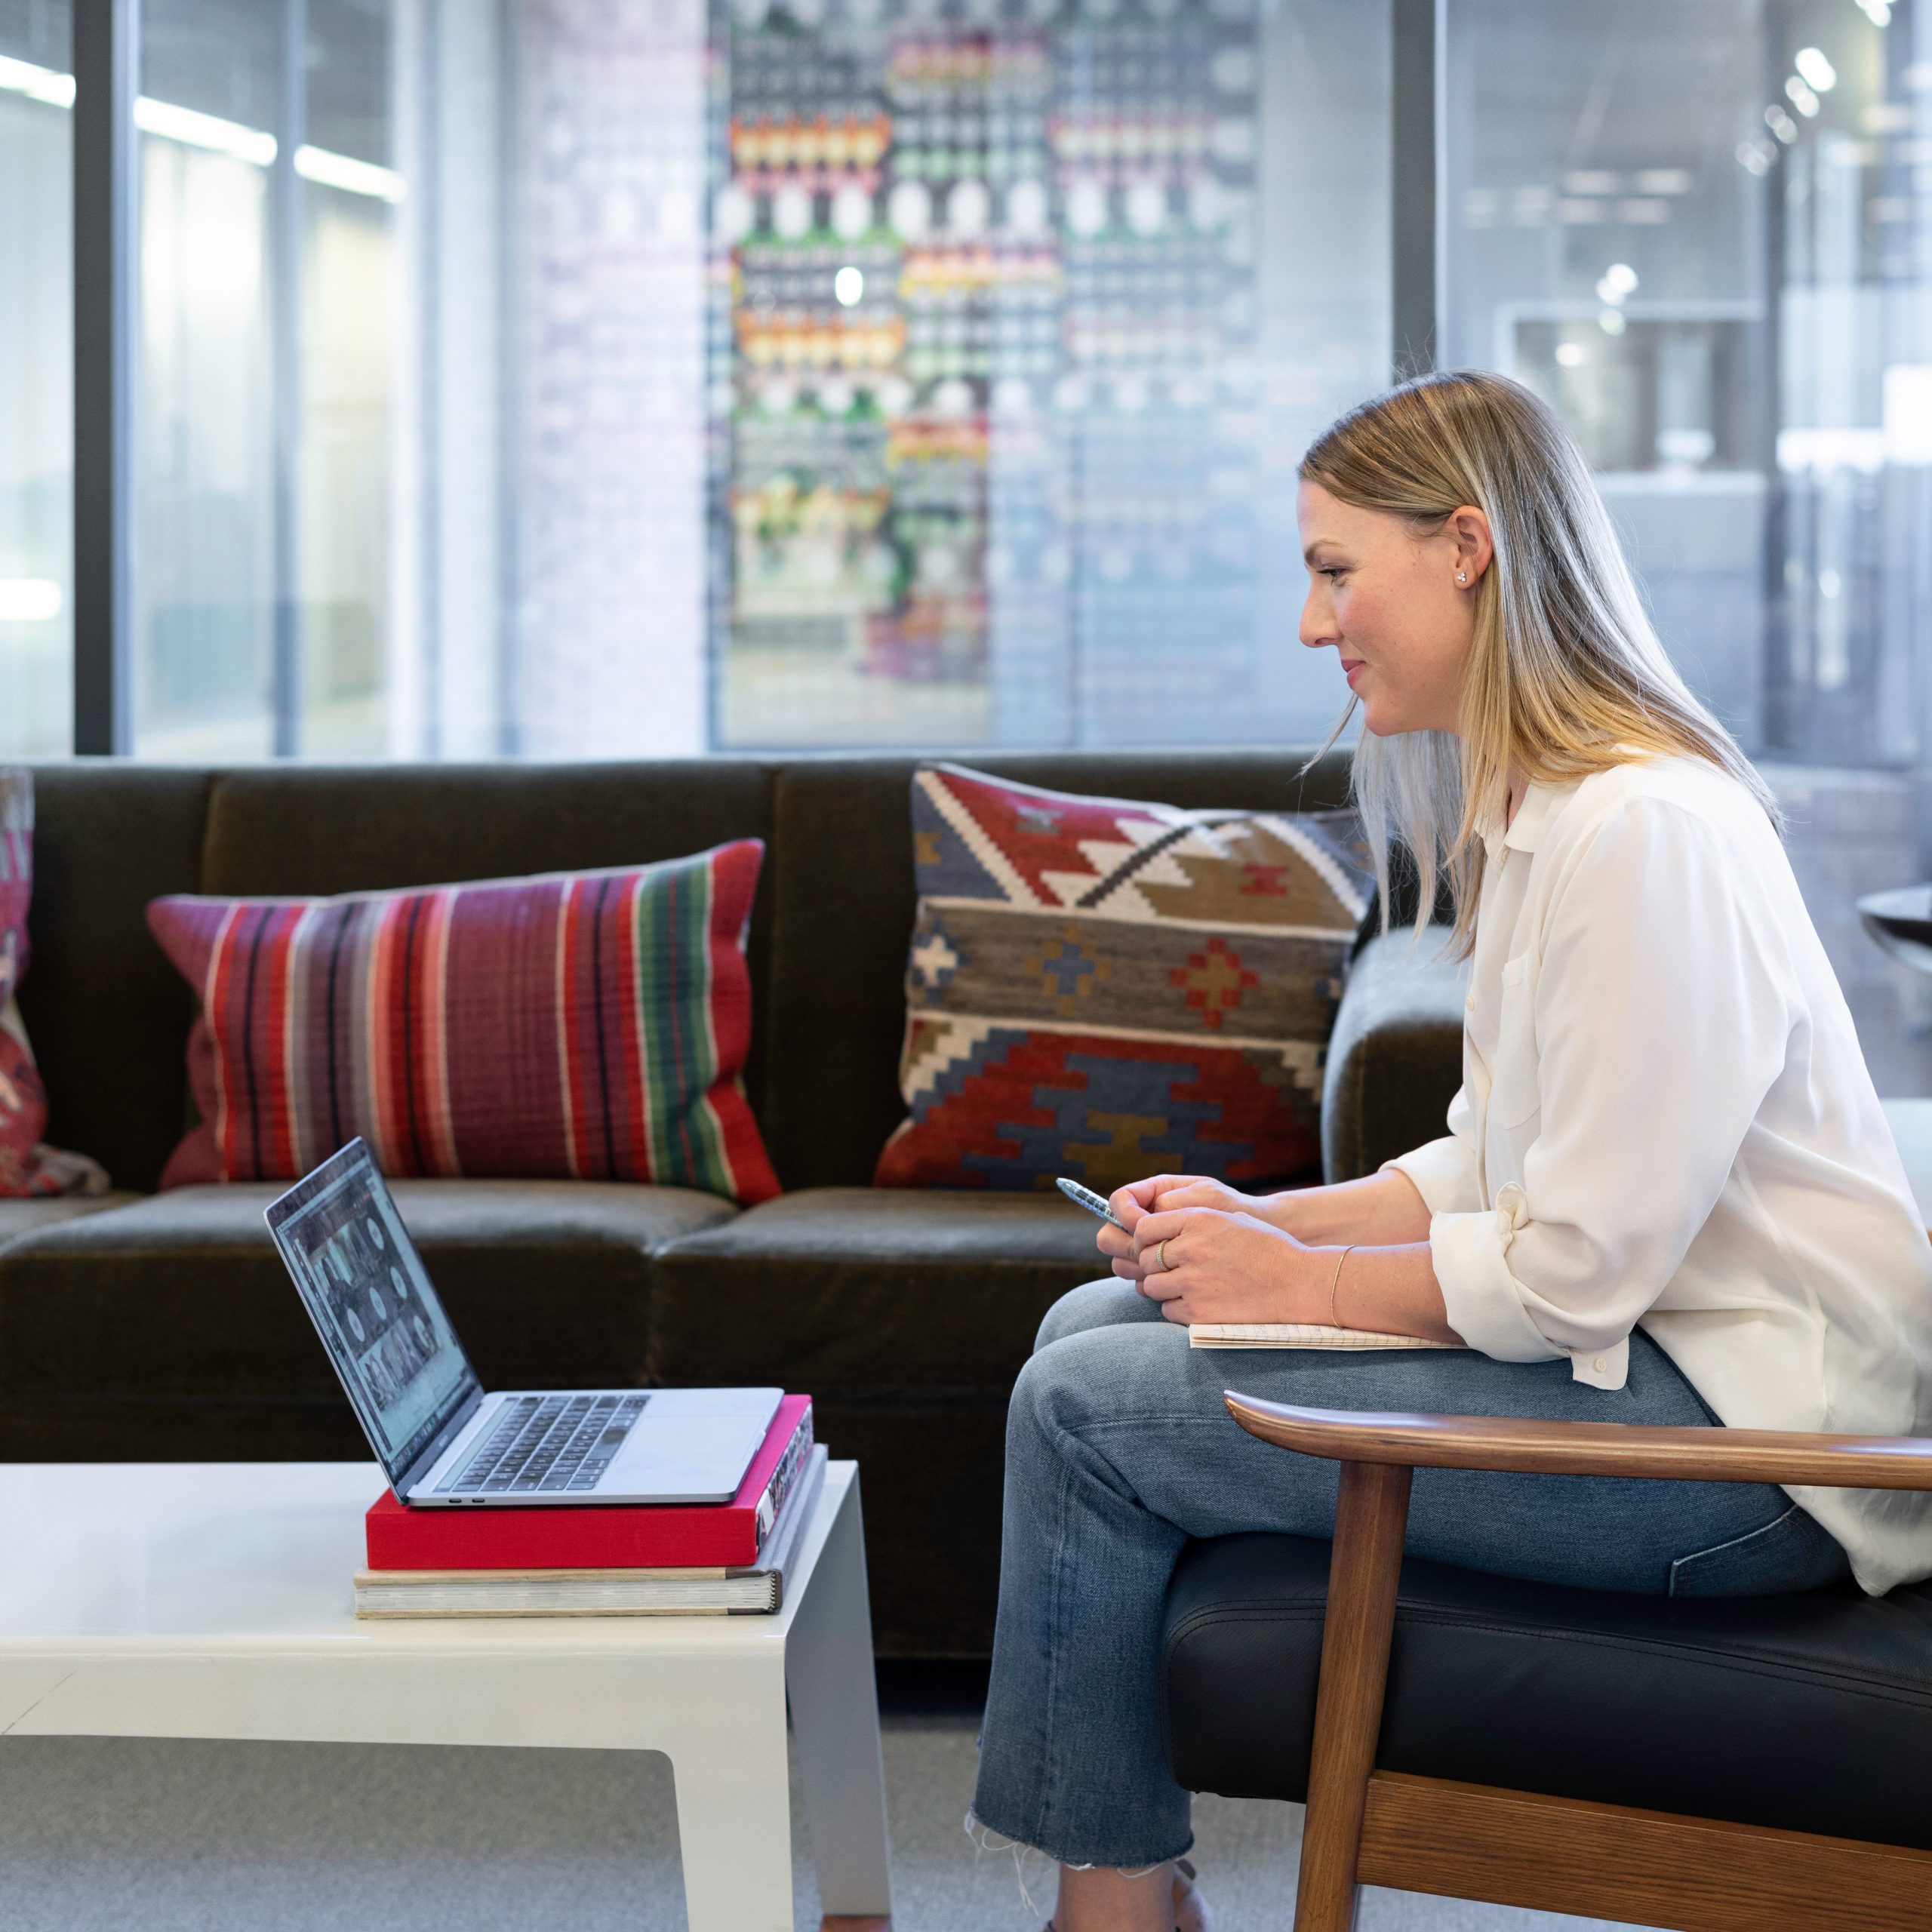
left=1327, top=1244, right=1357, bottom=1329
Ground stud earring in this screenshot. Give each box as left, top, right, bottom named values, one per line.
left=1457, top=573, right=1467, bottom=584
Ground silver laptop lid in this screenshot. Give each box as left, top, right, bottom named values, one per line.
left=266, top=1140, right=481, bottom=1494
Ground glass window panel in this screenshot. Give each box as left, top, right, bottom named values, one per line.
left=0, top=0, right=73, bottom=758
left=136, top=0, right=398, bottom=759
left=1443, top=0, right=1774, bottom=755
left=116, top=0, right=1387, bottom=762
left=505, top=0, right=706, bottom=758
left=707, top=0, right=1387, bottom=750
left=300, top=0, right=397, bottom=758
left=1444, top=0, right=1932, bottom=1088
left=136, top=0, right=277, bottom=758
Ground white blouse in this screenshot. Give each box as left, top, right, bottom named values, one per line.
left=1383, top=752, right=1932, bottom=1595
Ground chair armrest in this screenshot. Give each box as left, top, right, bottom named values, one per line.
left=1225, top=1393, right=1932, bottom=1491
left=1322, top=927, right=1467, bottom=1185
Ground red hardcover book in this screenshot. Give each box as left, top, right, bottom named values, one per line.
left=365, top=1394, right=814, bottom=1572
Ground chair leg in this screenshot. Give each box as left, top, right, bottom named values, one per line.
left=1293, top=1460, right=1413, bottom=1932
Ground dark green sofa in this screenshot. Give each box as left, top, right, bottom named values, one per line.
left=1, top=751, right=1465, bottom=1656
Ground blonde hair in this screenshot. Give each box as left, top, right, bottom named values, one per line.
left=1299, top=369, right=1780, bottom=955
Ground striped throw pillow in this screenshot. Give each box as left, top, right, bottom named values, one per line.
left=146, top=841, right=780, bottom=1203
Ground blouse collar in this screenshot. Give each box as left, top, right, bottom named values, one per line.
left=1478, top=775, right=1575, bottom=861
left=1478, top=747, right=1657, bottom=861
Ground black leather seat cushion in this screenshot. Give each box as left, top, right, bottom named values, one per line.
left=1162, top=1532, right=1932, bottom=1850
left=649, top=1185, right=1105, bottom=1392
left=0, top=1181, right=734, bottom=1460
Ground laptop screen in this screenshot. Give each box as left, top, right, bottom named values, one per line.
left=266, top=1140, right=479, bottom=1490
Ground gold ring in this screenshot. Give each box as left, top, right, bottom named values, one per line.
left=1158, top=1238, right=1172, bottom=1272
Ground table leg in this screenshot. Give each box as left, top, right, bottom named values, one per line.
left=668, top=1651, right=798, bottom=1932
left=786, top=1472, right=894, bottom=1925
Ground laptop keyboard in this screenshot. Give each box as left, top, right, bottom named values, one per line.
left=437, top=1393, right=649, bottom=1495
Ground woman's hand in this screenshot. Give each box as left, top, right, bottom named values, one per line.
left=1099, top=1176, right=1266, bottom=1281
left=1106, top=1171, right=1394, bottom=1247
left=1112, top=1173, right=1256, bottom=1221
left=1093, top=1191, right=1148, bottom=1279
left=1126, top=1204, right=1319, bottom=1327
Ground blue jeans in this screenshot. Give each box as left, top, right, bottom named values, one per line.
left=969, top=1279, right=1850, bottom=1869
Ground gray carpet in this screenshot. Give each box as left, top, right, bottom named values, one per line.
left=0, top=1705, right=1663, bottom=1930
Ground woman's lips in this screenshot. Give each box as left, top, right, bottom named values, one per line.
left=1343, top=660, right=1365, bottom=686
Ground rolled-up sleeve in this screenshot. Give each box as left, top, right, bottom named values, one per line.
left=1425, top=798, right=1792, bottom=1387
left=1380, top=1104, right=1481, bottom=1216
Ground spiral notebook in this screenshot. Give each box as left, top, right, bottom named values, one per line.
left=1188, top=1323, right=1463, bottom=1351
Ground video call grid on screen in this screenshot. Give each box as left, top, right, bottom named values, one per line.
left=276, top=1153, right=473, bottom=1480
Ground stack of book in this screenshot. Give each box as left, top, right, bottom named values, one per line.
left=354, top=1393, right=823, bottom=1618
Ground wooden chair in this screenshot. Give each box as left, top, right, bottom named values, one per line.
left=1161, top=1397, right=1932, bottom=1932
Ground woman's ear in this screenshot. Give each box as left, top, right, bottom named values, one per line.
left=1448, top=505, right=1494, bottom=586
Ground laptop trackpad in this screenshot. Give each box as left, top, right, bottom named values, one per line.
left=607, top=1412, right=771, bottom=1502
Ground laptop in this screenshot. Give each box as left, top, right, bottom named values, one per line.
left=265, top=1140, right=781, bottom=1507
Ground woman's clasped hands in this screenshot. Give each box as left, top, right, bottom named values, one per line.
left=1095, top=1173, right=1312, bottom=1327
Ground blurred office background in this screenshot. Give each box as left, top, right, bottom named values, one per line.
left=5, top=0, right=1932, bottom=1075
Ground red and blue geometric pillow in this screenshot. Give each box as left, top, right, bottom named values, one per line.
left=873, top=764, right=1371, bottom=1196
left=146, top=841, right=780, bottom=1204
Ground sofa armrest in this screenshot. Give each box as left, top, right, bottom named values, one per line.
left=1321, top=926, right=1469, bottom=1186
left=1224, top=1395, right=1932, bottom=1491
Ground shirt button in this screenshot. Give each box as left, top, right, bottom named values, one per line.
left=1465, top=992, right=1475, bottom=1011
left=1592, top=1357, right=1607, bottom=1374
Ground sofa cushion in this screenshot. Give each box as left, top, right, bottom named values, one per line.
left=0, top=1192, right=143, bottom=1247
left=1161, top=1531, right=1932, bottom=1852
left=649, top=1185, right=1112, bottom=1391
left=0, top=1180, right=737, bottom=1406
left=761, top=750, right=1357, bottom=1192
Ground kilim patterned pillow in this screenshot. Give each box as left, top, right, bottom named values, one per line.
left=146, top=841, right=780, bottom=1203
left=873, top=764, right=1371, bottom=1195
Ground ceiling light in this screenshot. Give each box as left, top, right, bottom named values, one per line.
left=134, top=96, right=277, bottom=165
left=0, top=580, right=61, bottom=623
left=1595, top=262, right=1638, bottom=304
left=1786, top=75, right=1821, bottom=117
left=1795, top=47, right=1838, bottom=91
left=1555, top=342, right=1586, bottom=367
left=294, top=146, right=405, bottom=202
left=1884, top=363, right=1932, bottom=463
left=0, top=54, right=74, bottom=106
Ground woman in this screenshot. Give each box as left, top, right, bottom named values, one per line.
left=967, top=371, right=1932, bottom=1932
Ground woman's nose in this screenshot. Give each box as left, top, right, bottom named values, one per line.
left=1298, top=594, right=1333, bottom=651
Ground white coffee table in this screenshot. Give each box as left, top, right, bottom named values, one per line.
left=0, top=1458, right=891, bottom=1932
